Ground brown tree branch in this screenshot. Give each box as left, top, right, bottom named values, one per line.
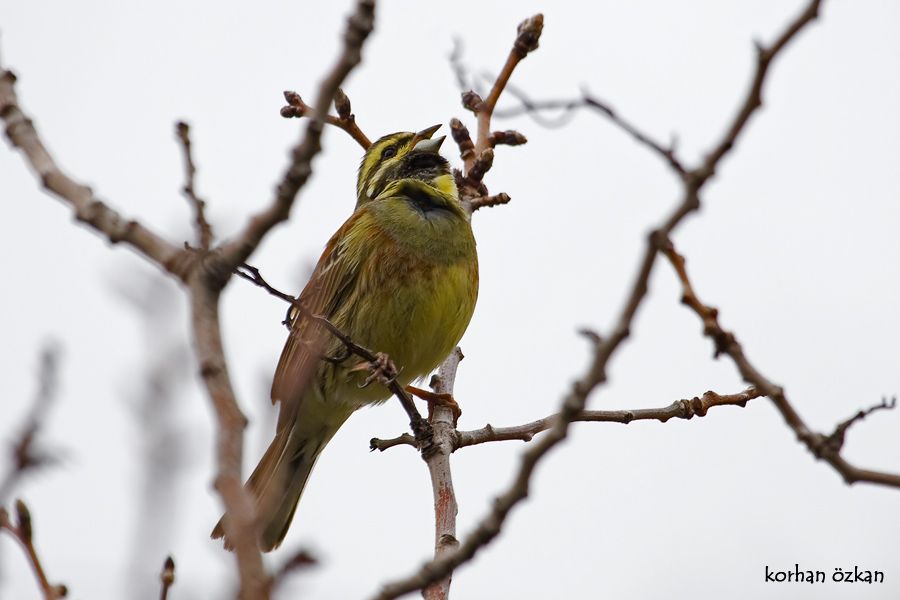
left=0, top=500, right=67, bottom=600
left=373, top=3, right=825, bottom=597
left=175, top=121, right=214, bottom=249
left=219, top=0, right=376, bottom=267
left=370, top=387, right=762, bottom=451
left=661, top=241, right=900, bottom=489
left=422, top=348, right=464, bottom=600
left=188, top=277, right=267, bottom=597
left=471, top=15, right=543, bottom=169
left=280, top=89, right=371, bottom=149
left=158, top=556, right=175, bottom=600
left=457, top=387, right=762, bottom=447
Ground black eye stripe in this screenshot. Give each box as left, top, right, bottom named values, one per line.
left=381, top=145, right=397, bottom=159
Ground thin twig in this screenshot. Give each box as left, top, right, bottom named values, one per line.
left=0, top=500, right=68, bottom=600
left=826, top=397, right=897, bottom=453
left=661, top=241, right=900, bottom=489
left=370, top=387, right=762, bottom=451
left=458, top=387, right=762, bottom=447
left=280, top=90, right=371, bottom=149
left=175, top=121, right=214, bottom=249
left=494, top=86, right=686, bottom=175
left=471, top=15, right=544, bottom=170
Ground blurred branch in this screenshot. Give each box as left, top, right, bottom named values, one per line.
left=661, top=240, right=900, bottom=489
left=0, top=343, right=61, bottom=503
left=267, top=548, right=317, bottom=595
left=280, top=89, right=371, bottom=149
left=175, top=121, right=214, bottom=249
left=0, top=500, right=67, bottom=600
left=374, top=3, right=825, bottom=598
left=495, top=86, right=686, bottom=175
left=158, top=556, right=175, bottom=600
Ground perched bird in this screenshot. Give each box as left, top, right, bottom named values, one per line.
left=212, top=124, right=478, bottom=551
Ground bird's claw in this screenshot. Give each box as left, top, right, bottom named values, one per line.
left=351, top=352, right=399, bottom=388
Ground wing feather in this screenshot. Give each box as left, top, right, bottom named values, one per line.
left=270, top=211, right=371, bottom=430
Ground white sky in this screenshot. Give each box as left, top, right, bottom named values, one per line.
left=1, top=1, right=899, bottom=599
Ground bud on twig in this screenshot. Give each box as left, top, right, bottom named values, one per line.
left=461, top=90, right=483, bottom=113
left=488, top=130, right=528, bottom=147
left=514, top=14, right=544, bottom=57
left=334, top=88, right=352, bottom=120
left=468, top=148, right=494, bottom=182
left=15, top=499, right=32, bottom=542
left=450, top=118, right=475, bottom=162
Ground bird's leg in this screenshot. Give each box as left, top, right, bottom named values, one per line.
left=350, top=352, right=399, bottom=388
left=405, top=384, right=462, bottom=426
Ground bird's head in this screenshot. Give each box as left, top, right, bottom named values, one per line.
left=356, top=124, right=456, bottom=207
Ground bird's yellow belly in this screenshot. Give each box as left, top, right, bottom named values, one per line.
left=332, top=259, right=476, bottom=408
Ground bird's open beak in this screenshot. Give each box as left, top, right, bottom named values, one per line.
left=411, top=124, right=445, bottom=153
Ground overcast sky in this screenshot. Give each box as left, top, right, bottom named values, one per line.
left=2, top=1, right=899, bottom=599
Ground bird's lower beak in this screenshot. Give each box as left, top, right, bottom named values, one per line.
left=411, top=124, right=444, bottom=152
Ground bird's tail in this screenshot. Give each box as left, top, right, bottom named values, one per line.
left=211, top=415, right=347, bottom=551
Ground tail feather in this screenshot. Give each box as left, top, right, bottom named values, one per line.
left=211, top=417, right=342, bottom=551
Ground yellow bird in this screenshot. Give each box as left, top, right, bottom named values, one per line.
left=213, top=124, right=478, bottom=551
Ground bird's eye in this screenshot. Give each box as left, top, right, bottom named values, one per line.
left=381, top=145, right=397, bottom=160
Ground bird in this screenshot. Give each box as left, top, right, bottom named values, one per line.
left=212, top=124, right=479, bottom=551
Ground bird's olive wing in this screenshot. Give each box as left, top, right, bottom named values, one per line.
left=269, top=212, right=369, bottom=430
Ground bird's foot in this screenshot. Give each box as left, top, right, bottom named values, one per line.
left=405, top=385, right=462, bottom=426
left=351, top=352, right=398, bottom=388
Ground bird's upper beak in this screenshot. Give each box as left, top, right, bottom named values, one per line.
left=411, top=124, right=445, bottom=153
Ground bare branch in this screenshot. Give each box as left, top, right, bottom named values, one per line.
left=280, top=89, right=371, bottom=150
left=458, top=387, right=762, bottom=447
left=188, top=277, right=267, bottom=597
left=470, top=15, right=543, bottom=171
left=0, top=500, right=68, bottom=600
left=371, top=387, right=762, bottom=451
left=826, top=397, right=897, bottom=453
left=219, top=0, right=376, bottom=268
left=0, top=70, right=185, bottom=276
left=422, top=349, right=464, bottom=600
left=175, top=121, right=214, bottom=249
left=661, top=241, right=900, bottom=489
